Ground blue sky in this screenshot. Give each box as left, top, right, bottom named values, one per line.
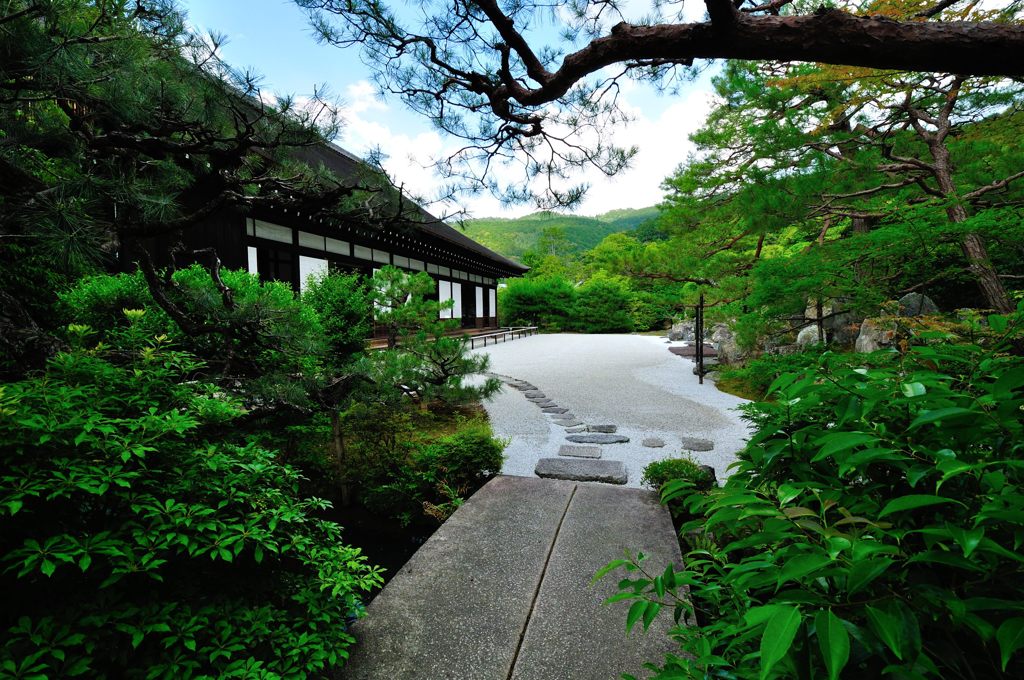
left=180, top=0, right=716, bottom=218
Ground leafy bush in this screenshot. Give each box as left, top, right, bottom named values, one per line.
left=573, top=274, right=635, bottom=333
left=362, top=418, right=506, bottom=526
left=59, top=267, right=325, bottom=406
left=641, top=456, right=715, bottom=492
left=498, top=275, right=576, bottom=330
left=303, top=271, right=371, bottom=366
left=0, top=326, right=382, bottom=678
left=604, top=307, right=1024, bottom=679
left=716, top=349, right=832, bottom=400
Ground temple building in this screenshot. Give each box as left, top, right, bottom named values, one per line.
left=159, top=142, right=527, bottom=330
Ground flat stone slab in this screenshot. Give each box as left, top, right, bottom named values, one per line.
left=533, top=400, right=555, bottom=407
left=551, top=412, right=575, bottom=420
left=535, top=458, right=627, bottom=484
left=642, top=437, right=666, bottom=448
left=526, top=396, right=549, bottom=402
left=553, top=419, right=583, bottom=428
left=509, top=484, right=683, bottom=680
left=565, top=426, right=586, bottom=433
left=680, top=437, right=714, bottom=451
left=523, top=391, right=546, bottom=399
left=541, top=407, right=569, bottom=414
left=343, top=476, right=575, bottom=678
left=558, top=444, right=602, bottom=459
left=566, top=433, right=630, bottom=445
left=588, top=424, right=617, bottom=433
left=343, top=476, right=683, bottom=680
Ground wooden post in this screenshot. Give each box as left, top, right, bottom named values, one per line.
left=696, top=293, right=705, bottom=385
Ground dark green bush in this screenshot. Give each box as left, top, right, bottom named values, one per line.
left=362, top=418, right=506, bottom=526
left=641, top=456, right=715, bottom=492
left=604, top=306, right=1024, bottom=679
left=302, top=271, right=371, bottom=366
left=0, top=327, right=382, bottom=678
left=573, top=274, right=635, bottom=333
left=717, top=348, right=837, bottom=400
left=498, top=275, right=576, bottom=330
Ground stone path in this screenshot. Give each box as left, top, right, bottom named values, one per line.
left=473, top=334, right=751, bottom=488
left=341, top=475, right=683, bottom=679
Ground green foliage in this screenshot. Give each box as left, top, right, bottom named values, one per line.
left=573, top=274, right=635, bottom=333
left=603, top=306, right=1024, bottom=679
left=461, top=207, right=656, bottom=259
left=0, top=333, right=382, bottom=678
left=498, top=276, right=576, bottom=330
left=59, top=267, right=325, bottom=407
left=359, top=416, right=506, bottom=526
left=303, top=271, right=371, bottom=366
left=641, top=457, right=714, bottom=492
left=717, top=350, right=831, bottom=401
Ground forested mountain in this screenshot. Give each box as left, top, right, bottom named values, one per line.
left=460, top=206, right=658, bottom=259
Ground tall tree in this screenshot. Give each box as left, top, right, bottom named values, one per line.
left=298, top=0, right=1023, bottom=205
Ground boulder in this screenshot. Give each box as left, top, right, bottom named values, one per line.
left=668, top=320, right=696, bottom=342
left=796, top=325, right=823, bottom=347
left=898, top=292, right=939, bottom=317
left=711, top=323, right=747, bottom=365
left=854, top=318, right=896, bottom=353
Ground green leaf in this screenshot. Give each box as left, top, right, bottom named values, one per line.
left=879, top=495, right=960, bottom=518
left=814, top=610, right=850, bottom=680
left=997, top=618, right=1024, bottom=671
left=759, top=605, right=801, bottom=679
left=908, top=407, right=975, bottom=429
left=642, top=602, right=661, bottom=631
left=812, top=432, right=877, bottom=463
left=900, top=382, right=926, bottom=397
left=866, top=606, right=903, bottom=660
left=626, top=601, right=646, bottom=633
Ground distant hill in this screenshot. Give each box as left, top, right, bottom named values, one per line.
left=460, top=206, right=659, bottom=260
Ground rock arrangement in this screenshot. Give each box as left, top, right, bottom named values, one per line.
left=488, top=373, right=717, bottom=486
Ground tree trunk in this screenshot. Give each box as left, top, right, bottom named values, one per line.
left=331, top=410, right=351, bottom=507
left=851, top=216, right=877, bottom=235
left=931, top=144, right=1013, bottom=313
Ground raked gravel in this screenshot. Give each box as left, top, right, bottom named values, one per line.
left=470, top=333, right=752, bottom=489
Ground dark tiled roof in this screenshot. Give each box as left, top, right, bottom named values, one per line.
left=296, top=142, right=528, bottom=275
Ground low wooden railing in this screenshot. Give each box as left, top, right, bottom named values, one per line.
left=467, top=326, right=538, bottom=349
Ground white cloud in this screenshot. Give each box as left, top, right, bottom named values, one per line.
left=338, top=77, right=715, bottom=219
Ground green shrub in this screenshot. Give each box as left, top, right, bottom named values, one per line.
left=603, top=306, right=1024, bottom=679
left=573, top=274, right=634, bottom=333
left=641, top=456, right=714, bottom=492
left=59, top=267, right=326, bottom=406
left=362, top=418, right=506, bottom=526
left=498, top=275, right=576, bottom=331
left=0, top=331, right=382, bottom=677
left=302, top=270, right=371, bottom=366
left=716, top=348, right=835, bottom=400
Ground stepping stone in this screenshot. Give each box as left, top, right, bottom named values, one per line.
left=680, top=437, right=714, bottom=451
left=558, top=444, right=602, bottom=459
left=552, top=412, right=576, bottom=420
left=526, top=396, right=549, bottom=402
left=588, top=424, right=617, bottom=434
left=524, top=391, right=546, bottom=399
left=553, top=419, right=583, bottom=428
left=533, top=400, right=555, bottom=407
left=535, top=458, right=627, bottom=484
left=642, top=437, right=665, bottom=448
left=566, top=433, right=630, bottom=445
left=565, top=426, right=587, bottom=433
left=542, top=407, right=569, bottom=414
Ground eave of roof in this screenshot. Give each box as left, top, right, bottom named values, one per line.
left=301, top=141, right=528, bottom=276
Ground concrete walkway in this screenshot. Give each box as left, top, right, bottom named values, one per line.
left=341, top=475, right=683, bottom=679
left=472, top=334, right=751, bottom=487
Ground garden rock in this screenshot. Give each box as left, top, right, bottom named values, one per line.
left=554, top=419, right=583, bottom=428
left=523, top=391, right=545, bottom=399
left=542, top=407, right=569, bottom=414
left=565, top=426, right=587, bottom=433
left=588, top=424, right=617, bottom=433
left=534, top=458, right=627, bottom=484
left=566, top=433, right=630, bottom=444
left=898, top=292, right=939, bottom=317
left=642, top=437, right=665, bottom=448
left=855, top=318, right=895, bottom=353
left=668, top=320, right=695, bottom=342
left=558, top=445, right=602, bottom=459
left=711, top=323, right=747, bottom=365
left=679, top=437, right=714, bottom=451
left=796, top=325, right=822, bottom=347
